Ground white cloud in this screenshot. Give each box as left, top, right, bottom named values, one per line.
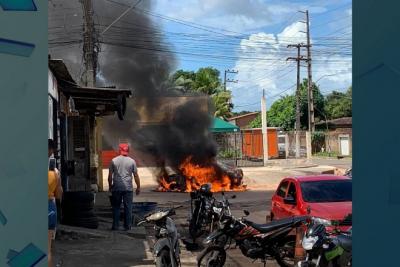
left=230, top=21, right=352, bottom=111
left=154, top=0, right=327, bottom=33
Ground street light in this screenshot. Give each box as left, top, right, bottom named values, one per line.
left=314, top=73, right=337, bottom=84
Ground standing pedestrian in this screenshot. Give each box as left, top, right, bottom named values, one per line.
left=108, top=143, right=140, bottom=231
left=48, top=139, right=63, bottom=267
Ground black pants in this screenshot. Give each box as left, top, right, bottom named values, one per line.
left=111, top=191, right=133, bottom=230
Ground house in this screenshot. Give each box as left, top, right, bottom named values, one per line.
left=316, top=117, right=352, bottom=156
left=228, top=112, right=259, bottom=129
left=48, top=58, right=131, bottom=192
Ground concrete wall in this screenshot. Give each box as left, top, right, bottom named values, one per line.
left=324, top=128, right=352, bottom=155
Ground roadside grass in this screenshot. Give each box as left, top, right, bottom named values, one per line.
left=313, top=151, right=352, bottom=159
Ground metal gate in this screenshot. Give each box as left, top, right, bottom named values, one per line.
left=214, top=132, right=264, bottom=167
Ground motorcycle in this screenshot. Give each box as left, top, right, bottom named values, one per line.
left=189, top=184, right=235, bottom=240
left=189, top=183, right=214, bottom=239
left=299, top=216, right=352, bottom=267
left=138, top=206, right=183, bottom=267
left=197, top=210, right=309, bottom=267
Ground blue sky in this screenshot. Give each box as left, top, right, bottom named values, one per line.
left=151, top=0, right=352, bottom=111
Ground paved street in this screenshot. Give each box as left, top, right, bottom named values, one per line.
left=311, top=158, right=351, bottom=169
left=54, top=163, right=343, bottom=266
left=54, top=188, right=278, bottom=267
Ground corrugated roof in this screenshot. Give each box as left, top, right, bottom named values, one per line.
left=316, top=117, right=352, bottom=126
left=48, top=59, right=76, bottom=85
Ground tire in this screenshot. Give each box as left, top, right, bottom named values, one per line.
left=63, top=191, right=95, bottom=203
left=63, top=201, right=94, bottom=210
left=275, top=236, right=296, bottom=267
left=63, top=210, right=96, bottom=218
left=189, top=208, right=204, bottom=239
left=63, top=216, right=99, bottom=229
left=189, top=219, right=204, bottom=239
left=197, top=246, right=226, bottom=267
left=155, top=249, right=173, bottom=267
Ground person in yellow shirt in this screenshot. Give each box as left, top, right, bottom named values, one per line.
left=48, top=139, right=62, bottom=267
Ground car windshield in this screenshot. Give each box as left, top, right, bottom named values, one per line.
left=300, top=180, right=352, bottom=203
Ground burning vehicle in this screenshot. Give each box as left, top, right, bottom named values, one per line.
left=157, top=158, right=246, bottom=192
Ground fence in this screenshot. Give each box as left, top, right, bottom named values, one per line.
left=284, top=131, right=308, bottom=158
left=214, top=132, right=265, bottom=167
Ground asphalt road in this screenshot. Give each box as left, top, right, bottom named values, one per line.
left=137, top=188, right=281, bottom=267
left=311, top=158, right=352, bottom=169
left=54, top=163, right=348, bottom=266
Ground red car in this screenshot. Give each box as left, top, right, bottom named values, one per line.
left=270, top=175, right=352, bottom=230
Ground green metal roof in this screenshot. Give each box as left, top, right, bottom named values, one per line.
left=210, top=117, right=239, bottom=133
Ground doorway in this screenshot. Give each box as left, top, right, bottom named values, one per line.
left=339, top=135, right=350, bottom=156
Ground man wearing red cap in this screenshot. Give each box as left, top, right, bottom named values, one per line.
left=108, top=143, right=141, bottom=230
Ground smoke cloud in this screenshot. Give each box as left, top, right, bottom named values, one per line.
left=49, top=0, right=218, bottom=171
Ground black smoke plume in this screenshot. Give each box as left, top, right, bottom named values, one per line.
left=49, top=0, right=218, bottom=171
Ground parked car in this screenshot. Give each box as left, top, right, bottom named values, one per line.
left=270, top=175, right=352, bottom=231
left=345, top=168, right=352, bottom=178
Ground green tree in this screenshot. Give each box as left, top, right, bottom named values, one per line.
left=170, top=67, right=233, bottom=119
left=324, top=86, right=352, bottom=119
left=268, top=95, right=296, bottom=130
left=299, top=78, right=325, bottom=127
left=248, top=115, right=261, bottom=128
left=232, top=110, right=253, bottom=116
left=249, top=95, right=296, bottom=130
left=170, top=69, right=195, bottom=92
left=212, top=91, right=233, bottom=119
left=248, top=79, right=324, bottom=130
left=193, top=67, right=221, bottom=95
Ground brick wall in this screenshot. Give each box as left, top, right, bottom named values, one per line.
left=324, top=128, right=352, bottom=155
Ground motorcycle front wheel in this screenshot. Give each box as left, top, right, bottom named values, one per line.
left=275, top=236, right=296, bottom=267
left=197, top=246, right=226, bottom=267
left=189, top=218, right=204, bottom=239
left=155, top=249, right=173, bottom=267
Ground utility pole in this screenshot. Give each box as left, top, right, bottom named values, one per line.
left=300, top=10, right=314, bottom=132
left=224, top=69, right=238, bottom=91
left=287, top=44, right=307, bottom=158
left=81, top=0, right=100, bottom=190
left=81, top=0, right=98, bottom=87
left=261, top=89, right=269, bottom=165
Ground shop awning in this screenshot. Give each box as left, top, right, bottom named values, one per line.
left=210, top=117, right=240, bottom=133
left=49, top=59, right=131, bottom=119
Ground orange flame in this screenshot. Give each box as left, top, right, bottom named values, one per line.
left=157, top=177, right=176, bottom=192
left=157, top=157, right=246, bottom=192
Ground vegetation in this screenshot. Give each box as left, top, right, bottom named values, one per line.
left=170, top=67, right=233, bottom=119
left=324, top=86, right=352, bottom=119
left=313, top=151, right=339, bottom=158
left=232, top=110, right=253, bottom=116
left=248, top=80, right=352, bottom=130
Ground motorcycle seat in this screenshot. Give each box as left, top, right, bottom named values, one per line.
left=336, top=234, right=352, bottom=252
left=248, top=216, right=308, bottom=234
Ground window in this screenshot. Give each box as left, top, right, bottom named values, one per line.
left=300, top=180, right=352, bottom=203
left=277, top=181, right=289, bottom=198
left=287, top=182, right=297, bottom=199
